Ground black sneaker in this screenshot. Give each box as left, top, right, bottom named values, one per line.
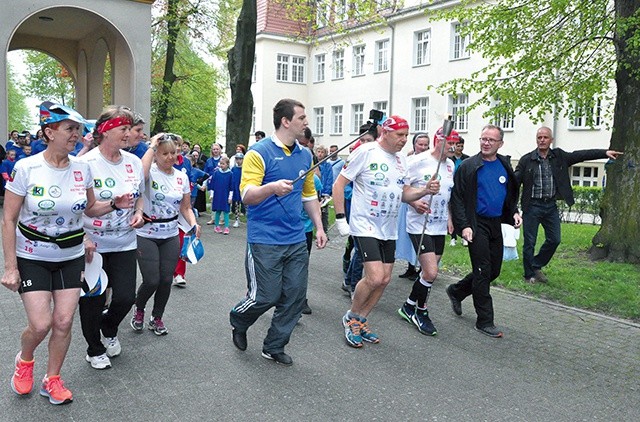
left=446, top=285, right=462, bottom=316
left=261, top=351, right=293, bottom=366
left=411, top=309, right=437, bottom=336
left=232, top=328, right=247, bottom=351
left=475, top=325, right=503, bottom=338
left=301, top=299, right=312, bottom=315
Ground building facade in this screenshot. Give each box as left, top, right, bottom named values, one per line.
left=247, top=0, right=611, bottom=188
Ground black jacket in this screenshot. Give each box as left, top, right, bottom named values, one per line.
left=514, top=148, right=608, bottom=212
left=451, top=153, right=520, bottom=236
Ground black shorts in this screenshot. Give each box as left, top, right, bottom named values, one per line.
left=354, top=237, right=396, bottom=264
left=17, top=256, right=84, bottom=294
left=408, top=234, right=445, bottom=256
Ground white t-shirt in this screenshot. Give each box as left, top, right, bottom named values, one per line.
left=80, top=148, right=145, bottom=252
left=340, top=141, right=407, bottom=240
left=136, top=163, right=190, bottom=239
left=405, top=154, right=455, bottom=235
left=6, top=153, right=93, bottom=262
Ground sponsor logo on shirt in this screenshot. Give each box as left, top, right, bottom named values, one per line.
left=94, top=179, right=102, bottom=188
left=105, top=178, right=116, bottom=188
left=74, top=171, right=83, bottom=181
left=49, top=185, right=62, bottom=198
left=32, top=186, right=44, bottom=196
left=93, top=220, right=103, bottom=227
left=369, top=163, right=378, bottom=171
left=152, top=181, right=159, bottom=190
left=126, top=164, right=133, bottom=173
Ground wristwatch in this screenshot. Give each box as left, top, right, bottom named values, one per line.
left=109, top=199, right=120, bottom=211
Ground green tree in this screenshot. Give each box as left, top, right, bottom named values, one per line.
left=427, top=0, right=640, bottom=263
left=20, top=50, right=75, bottom=107
left=6, top=64, right=31, bottom=131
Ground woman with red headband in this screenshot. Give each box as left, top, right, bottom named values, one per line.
left=78, top=105, right=145, bottom=370
left=2, top=102, right=135, bottom=404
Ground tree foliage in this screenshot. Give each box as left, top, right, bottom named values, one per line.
left=427, top=0, right=640, bottom=262
left=20, top=50, right=75, bottom=107
left=6, top=63, right=31, bottom=131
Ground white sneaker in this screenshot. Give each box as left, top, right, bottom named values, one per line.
left=232, top=220, right=239, bottom=228
left=86, top=353, right=112, bottom=370
left=172, top=275, right=186, bottom=287
left=462, top=239, right=468, bottom=246
left=102, top=336, right=121, bottom=358
left=450, top=238, right=456, bottom=246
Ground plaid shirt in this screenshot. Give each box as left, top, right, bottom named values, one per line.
left=531, top=151, right=555, bottom=199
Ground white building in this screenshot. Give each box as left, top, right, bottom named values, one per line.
left=248, top=0, right=611, bottom=187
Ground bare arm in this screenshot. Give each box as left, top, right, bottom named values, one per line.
left=1, top=191, right=24, bottom=291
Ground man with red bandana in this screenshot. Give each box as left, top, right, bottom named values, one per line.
left=332, top=115, right=410, bottom=348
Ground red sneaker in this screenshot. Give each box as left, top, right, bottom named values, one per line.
left=40, top=375, right=73, bottom=405
left=11, top=352, right=34, bottom=395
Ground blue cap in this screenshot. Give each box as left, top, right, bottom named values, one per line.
left=39, top=101, right=87, bottom=126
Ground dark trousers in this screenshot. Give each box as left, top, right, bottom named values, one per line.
left=230, top=242, right=308, bottom=354
left=449, top=217, right=503, bottom=328
left=79, top=249, right=137, bottom=357
left=522, top=201, right=561, bottom=278
left=135, top=236, right=180, bottom=318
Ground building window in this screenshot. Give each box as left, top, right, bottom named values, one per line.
left=412, top=97, right=429, bottom=132
left=316, top=1, right=330, bottom=28
left=375, top=39, right=389, bottom=73
left=251, top=107, right=256, bottom=133
left=570, top=98, right=602, bottom=129
left=373, top=101, right=388, bottom=118
left=337, top=0, right=348, bottom=21
left=414, top=30, right=431, bottom=66
left=491, top=97, right=515, bottom=130
left=314, top=107, right=325, bottom=135
left=353, top=45, right=365, bottom=77
left=315, top=54, right=325, bottom=82
left=451, top=22, right=470, bottom=60
left=331, top=105, right=343, bottom=135
left=351, top=104, right=365, bottom=134
left=252, top=56, right=257, bottom=83
left=571, top=166, right=599, bottom=187
left=276, top=54, right=305, bottom=83
left=450, top=94, right=469, bottom=131
left=332, top=50, right=344, bottom=80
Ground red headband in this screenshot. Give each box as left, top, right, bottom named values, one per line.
left=97, top=116, right=132, bottom=134
left=382, top=115, right=409, bottom=132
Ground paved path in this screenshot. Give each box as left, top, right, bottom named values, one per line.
left=0, top=216, right=638, bottom=421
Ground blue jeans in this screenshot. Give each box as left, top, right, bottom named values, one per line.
left=522, top=201, right=561, bottom=279
left=345, top=243, right=364, bottom=292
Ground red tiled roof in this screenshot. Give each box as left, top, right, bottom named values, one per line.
left=257, top=0, right=310, bottom=37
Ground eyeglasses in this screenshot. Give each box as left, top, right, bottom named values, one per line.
left=160, top=133, right=178, bottom=141
left=479, top=137, right=502, bottom=144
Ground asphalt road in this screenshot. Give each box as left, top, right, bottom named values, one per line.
left=0, top=213, right=638, bottom=421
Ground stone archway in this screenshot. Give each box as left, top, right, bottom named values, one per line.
left=1, top=0, right=153, bottom=135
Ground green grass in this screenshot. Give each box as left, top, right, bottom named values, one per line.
left=440, top=224, right=640, bottom=322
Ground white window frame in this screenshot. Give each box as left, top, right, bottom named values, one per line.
left=450, top=94, right=469, bottom=132
left=374, top=39, right=389, bottom=73
left=351, top=103, right=365, bottom=134
left=569, top=98, right=603, bottom=129
left=491, top=97, right=515, bottom=131
left=451, top=22, right=471, bottom=60
left=571, top=165, right=600, bottom=187
left=314, top=54, right=325, bottom=83
left=252, top=55, right=257, bottom=83
left=414, top=29, right=431, bottom=67
left=331, top=105, right=344, bottom=135
left=412, top=97, right=429, bottom=132
left=314, top=107, right=325, bottom=135
left=373, top=101, right=388, bottom=118
left=332, top=49, right=344, bottom=80
left=251, top=107, right=256, bottom=134
left=353, top=45, right=365, bottom=77
left=276, top=53, right=305, bottom=83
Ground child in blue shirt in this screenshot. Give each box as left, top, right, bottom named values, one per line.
left=230, top=153, right=244, bottom=228
left=206, top=156, right=233, bottom=234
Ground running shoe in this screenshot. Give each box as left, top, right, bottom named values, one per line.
left=11, top=352, right=34, bottom=395
left=475, top=325, right=503, bottom=338
left=359, top=318, right=380, bottom=344
left=411, top=309, right=437, bottom=336
left=232, top=220, right=240, bottom=228
left=223, top=227, right=230, bottom=235
left=40, top=375, right=72, bottom=405
left=130, top=307, right=144, bottom=331
left=102, top=336, right=121, bottom=357
left=149, top=317, right=168, bottom=336
left=342, top=314, right=363, bottom=348
left=398, top=302, right=416, bottom=324
left=85, top=354, right=112, bottom=370
left=172, top=274, right=187, bottom=287
left=214, top=226, right=222, bottom=233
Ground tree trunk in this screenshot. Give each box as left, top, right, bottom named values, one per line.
left=152, top=0, right=181, bottom=134
left=590, top=0, right=640, bottom=262
left=225, top=0, right=256, bottom=154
